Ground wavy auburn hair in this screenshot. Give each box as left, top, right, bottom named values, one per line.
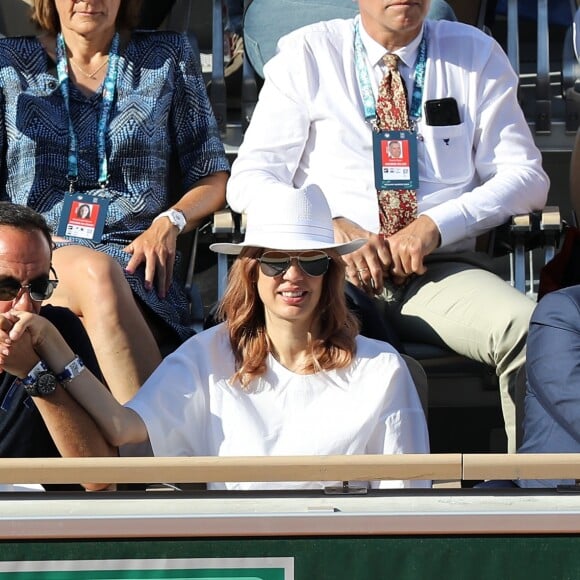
left=216, top=247, right=360, bottom=389
left=31, top=0, right=143, bottom=35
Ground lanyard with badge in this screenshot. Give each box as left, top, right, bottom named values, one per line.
left=353, top=21, right=427, bottom=191
left=55, top=32, right=120, bottom=242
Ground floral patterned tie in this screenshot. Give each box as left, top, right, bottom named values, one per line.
left=376, top=54, right=417, bottom=236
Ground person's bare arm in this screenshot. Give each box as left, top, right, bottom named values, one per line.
left=0, top=314, right=118, bottom=491
left=1, top=313, right=148, bottom=447
left=124, top=171, right=228, bottom=297
left=32, top=389, right=117, bottom=491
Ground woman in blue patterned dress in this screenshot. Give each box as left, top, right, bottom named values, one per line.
left=0, top=0, right=229, bottom=403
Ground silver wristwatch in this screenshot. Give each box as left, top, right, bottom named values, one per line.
left=153, top=209, right=187, bottom=233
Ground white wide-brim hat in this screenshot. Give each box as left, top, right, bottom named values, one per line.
left=210, top=185, right=367, bottom=256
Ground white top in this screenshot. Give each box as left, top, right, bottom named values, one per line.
left=227, top=17, right=549, bottom=252
left=125, top=324, right=430, bottom=490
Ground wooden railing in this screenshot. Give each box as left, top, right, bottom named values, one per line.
left=0, top=454, right=579, bottom=486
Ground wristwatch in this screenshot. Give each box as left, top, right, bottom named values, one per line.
left=55, top=356, right=86, bottom=388
left=153, top=209, right=187, bottom=233
left=21, top=360, right=57, bottom=397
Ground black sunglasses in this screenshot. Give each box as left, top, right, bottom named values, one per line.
left=0, top=267, right=59, bottom=302
left=258, top=251, right=330, bottom=277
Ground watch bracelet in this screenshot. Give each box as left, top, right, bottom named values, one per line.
left=55, top=355, right=86, bottom=388
left=18, top=360, right=57, bottom=397
left=18, top=356, right=85, bottom=395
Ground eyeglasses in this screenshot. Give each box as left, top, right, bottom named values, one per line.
left=258, top=251, right=330, bottom=277
left=0, top=268, right=59, bottom=302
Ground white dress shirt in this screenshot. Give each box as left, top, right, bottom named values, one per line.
left=228, top=17, right=549, bottom=252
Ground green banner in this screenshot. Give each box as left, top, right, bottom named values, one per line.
left=1, top=536, right=580, bottom=579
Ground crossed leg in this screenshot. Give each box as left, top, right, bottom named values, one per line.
left=381, top=259, right=535, bottom=452
left=47, top=245, right=162, bottom=404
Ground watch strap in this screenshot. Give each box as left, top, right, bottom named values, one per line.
left=153, top=209, right=186, bottom=233
left=21, top=360, right=49, bottom=386
left=56, top=356, right=86, bottom=387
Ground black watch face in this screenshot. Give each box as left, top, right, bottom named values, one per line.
left=37, top=372, right=57, bottom=396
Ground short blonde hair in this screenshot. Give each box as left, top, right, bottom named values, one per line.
left=31, top=0, right=143, bottom=35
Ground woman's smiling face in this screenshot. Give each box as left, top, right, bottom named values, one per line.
left=257, top=250, right=326, bottom=330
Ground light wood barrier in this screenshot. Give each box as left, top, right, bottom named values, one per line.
left=0, top=455, right=461, bottom=485
left=463, top=453, right=580, bottom=481
left=1, top=454, right=580, bottom=486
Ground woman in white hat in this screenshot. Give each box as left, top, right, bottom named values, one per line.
left=0, top=186, right=429, bottom=490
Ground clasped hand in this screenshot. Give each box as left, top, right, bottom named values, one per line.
left=334, top=215, right=441, bottom=295
left=0, top=312, right=49, bottom=376
left=123, top=219, right=178, bottom=298
left=0, top=311, right=70, bottom=378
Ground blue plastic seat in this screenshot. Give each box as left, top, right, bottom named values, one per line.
left=244, top=0, right=456, bottom=79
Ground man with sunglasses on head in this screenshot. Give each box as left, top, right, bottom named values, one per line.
left=0, top=202, right=114, bottom=491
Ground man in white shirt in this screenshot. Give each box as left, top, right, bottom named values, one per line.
left=227, top=0, right=550, bottom=452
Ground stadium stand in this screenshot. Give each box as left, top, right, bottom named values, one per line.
left=0, top=0, right=572, bottom=457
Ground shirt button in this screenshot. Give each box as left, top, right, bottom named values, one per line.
left=47, top=80, right=57, bottom=90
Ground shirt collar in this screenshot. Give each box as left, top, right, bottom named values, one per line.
left=356, top=14, right=424, bottom=69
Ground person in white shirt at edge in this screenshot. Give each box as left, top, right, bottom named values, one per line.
left=0, top=186, right=430, bottom=491
left=226, top=0, right=550, bottom=452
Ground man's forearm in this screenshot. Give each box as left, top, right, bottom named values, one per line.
left=33, top=387, right=117, bottom=491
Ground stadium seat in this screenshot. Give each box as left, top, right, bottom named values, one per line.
left=0, top=0, right=35, bottom=37
left=160, top=0, right=227, bottom=134
left=401, top=354, right=429, bottom=419
left=243, top=0, right=456, bottom=80
left=445, top=0, right=488, bottom=29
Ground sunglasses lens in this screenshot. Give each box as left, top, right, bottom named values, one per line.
left=259, top=252, right=291, bottom=277
left=259, top=251, right=329, bottom=277
left=0, top=281, right=20, bottom=301
left=298, top=252, right=330, bottom=276
left=0, top=277, right=58, bottom=302
left=29, top=280, right=54, bottom=301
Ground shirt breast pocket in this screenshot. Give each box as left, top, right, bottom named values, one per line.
left=420, top=123, right=473, bottom=184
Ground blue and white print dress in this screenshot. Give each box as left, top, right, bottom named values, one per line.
left=0, top=31, right=229, bottom=342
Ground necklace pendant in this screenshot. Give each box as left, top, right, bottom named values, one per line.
left=70, top=56, right=110, bottom=80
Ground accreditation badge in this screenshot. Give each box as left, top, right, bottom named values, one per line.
left=373, top=129, right=419, bottom=190
left=58, top=192, right=109, bottom=242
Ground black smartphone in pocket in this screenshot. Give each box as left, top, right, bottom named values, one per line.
left=424, top=97, right=461, bottom=126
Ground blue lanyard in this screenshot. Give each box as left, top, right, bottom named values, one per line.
left=354, top=20, right=427, bottom=129
left=56, top=32, right=120, bottom=190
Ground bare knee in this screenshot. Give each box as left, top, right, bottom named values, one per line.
left=51, top=246, right=133, bottom=314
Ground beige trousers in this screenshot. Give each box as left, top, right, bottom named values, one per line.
left=377, top=256, right=535, bottom=452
